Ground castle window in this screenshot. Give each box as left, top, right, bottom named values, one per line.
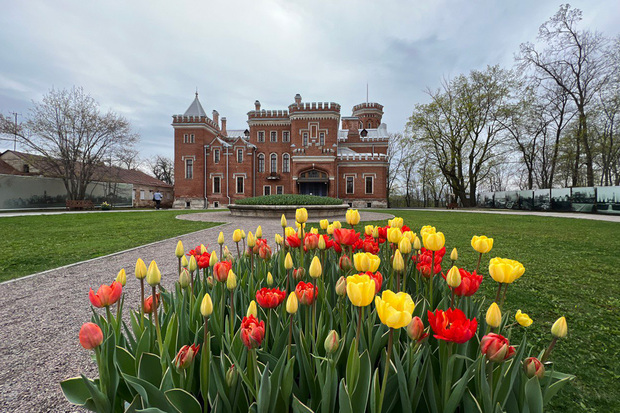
left=213, top=149, right=220, bottom=164
left=282, top=154, right=290, bottom=173
left=190, top=134, right=195, bottom=143
left=263, top=185, right=271, bottom=196
left=258, top=154, right=265, bottom=172
left=346, top=176, right=354, bottom=194
left=258, top=131, right=265, bottom=142
left=303, top=132, right=308, bottom=146
left=270, top=131, right=277, bottom=142
left=365, top=176, right=374, bottom=194
left=367, top=121, right=372, bottom=129
left=319, top=132, right=325, bottom=146
left=237, top=149, right=243, bottom=163
left=283, top=131, right=290, bottom=142
left=183, top=134, right=188, bottom=143
left=270, top=153, right=277, bottom=173
left=276, top=185, right=284, bottom=194
left=185, top=159, right=193, bottom=179
left=236, top=176, right=244, bottom=194
left=213, top=176, right=221, bottom=194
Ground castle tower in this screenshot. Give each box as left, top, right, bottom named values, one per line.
left=352, top=102, right=384, bottom=130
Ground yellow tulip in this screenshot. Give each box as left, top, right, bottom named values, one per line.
left=420, top=225, right=436, bottom=238
left=135, top=258, right=147, bottom=280
left=179, top=268, right=190, bottom=288
left=309, top=256, right=322, bottom=278
left=256, top=226, right=263, bottom=239
left=310, top=227, right=318, bottom=234
left=399, top=237, right=412, bottom=254
left=391, top=217, right=404, bottom=229
left=450, top=248, right=458, bottom=261
left=209, top=251, right=218, bottom=267
left=217, top=231, right=225, bottom=245
left=200, top=293, right=213, bottom=317
left=200, top=244, right=208, bottom=254
left=175, top=240, right=184, bottom=258
left=146, top=260, right=162, bottom=286
left=446, top=266, right=461, bottom=288
left=233, top=229, right=242, bottom=243
left=346, top=274, right=376, bottom=307
left=275, top=234, right=283, bottom=245
left=320, top=219, right=329, bottom=230
left=387, top=227, right=403, bottom=244
left=372, top=226, right=380, bottom=238
left=489, top=257, right=525, bottom=284
left=247, top=300, right=257, bottom=317
left=332, top=221, right=342, bottom=230
left=116, top=268, right=126, bottom=287
left=296, top=207, right=308, bottom=223
left=354, top=252, right=381, bottom=272
left=286, top=292, right=298, bottom=314
left=285, top=227, right=296, bottom=237
left=326, top=224, right=335, bottom=235
left=188, top=255, right=197, bottom=272
left=403, top=231, right=415, bottom=243
left=318, top=236, right=326, bottom=250
left=226, top=270, right=237, bottom=290
left=515, top=310, right=533, bottom=327
left=471, top=235, right=494, bottom=254
left=346, top=209, right=361, bottom=225
left=413, top=236, right=421, bottom=250
left=281, top=214, right=287, bottom=228
left=247, top=231, right=256, bottom=248
left=423, top=232, right=445, bottom=251
left=375, top=290, right=415, bottom=329
left=551, top=316, right=567, bottom=338
left=241, top=230, right=246, bottom=239
left=267, top=272, right=274, bottom=286
left=181, top=255, right=189, bottom=268
left=335, top=276, right=347, bottom=296
left=393, top=250, right=405, bottom=272
left=284, top=253, right=293, bottom=270
left=364, top=225, right=374, bottom=236
left=486, top=302, right=502, bottom=328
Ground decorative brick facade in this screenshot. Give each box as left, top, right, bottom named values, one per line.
left=172, top=94, right=388, bottom=209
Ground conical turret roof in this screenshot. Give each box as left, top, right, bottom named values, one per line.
left=183, top=93, right=207, bottom=117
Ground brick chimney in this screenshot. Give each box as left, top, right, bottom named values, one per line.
left=255, top=100, right=261, bottom=111
left=294, top=93, right=302, bottom=104
left=212, top=110, right=219, bottom=127
left=221, top=117, right=227, bottom=135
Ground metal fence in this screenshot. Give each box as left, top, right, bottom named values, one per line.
left=477, top=186, right=620, bottom=215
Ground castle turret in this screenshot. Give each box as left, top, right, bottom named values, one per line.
left=352, top=102, right=384, bottom=130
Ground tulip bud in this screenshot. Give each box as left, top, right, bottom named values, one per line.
left=200, top=244, right=208, bottom=254
left=206, top=275, right=214, bottom=288
left=266, top=272, right=274, bottom=286
left=294, top=267, right=305, bottom=281
left=446, top=266, right=462, bottom=288
left=327, top=224, right=334, bottom=235
left=247, top=231, right=256, bottom=248
left=551, top=316, right=567, bottom=338
left=310, top=227, right=318, bottom=234
left=286, top=292, right=298, bottom=314
left=189, top=255, right=197, bottom=272
left=209, top=251, right=218, bottom=267
left=406, top=316, right=426, bottom=342
left=335, top=276, right=347, bottom=296
left=116, top=268, right=126, bottom=287
left=226, top=270, right=237, bottom=291
left=256, top=225, right=263, bottom=239
left=318, top=236, right=326, bottom=250
left=217, top=231, right=225, bottom=245
left=486, top=302, right=502, bottom=328
left=393, top=250, right=405, bottom=272
left=179, top=268, right=190, bottom=288
left=339, top=255, right=352, bottom=271
left=450, top=248, right=458, bottom=261
left=309, top=256, right=322, bottom=278
left=200, top=293, right=213, bottom=317
left=181, top=255, right=189, bottom=268
left=79, top=322, right=104, bottom=350
left=241, top=230, right=246, bottom=239
left=281, top=214, right=287, bottom=228
left=146, top=260, right=162, bottom=286
left=247, top=300, right=257, bottom=317
left=175, top=240, right=184, bottom=258
left=296, top=207, right=308, bottom=224
left=233, top=229, right=242, bottom=243
left=135, top=258, right=147, bottom=280
left=365, top=225, right=374, bottom=236
left=226, top=365, right=238, bottom=388
left=413, top=236, right=421, bottom=251
left=324, top=330, right=339, bottom=354
left=320, top=219, right=329, bottom=230
left=523, top=357, right=545, bottom=379
left=399, top=237, right=412, bottom=254
left=275, top=234, right=283, bottom=245
left=284, top=253, right=293, bottom=270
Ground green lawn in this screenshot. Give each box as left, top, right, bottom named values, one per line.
left=363, top=210, right=619, bottom=413
left=0, top=211, right=222, bottom=281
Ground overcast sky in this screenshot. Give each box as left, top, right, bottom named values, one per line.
left=1, top=0, right=618, bottom=160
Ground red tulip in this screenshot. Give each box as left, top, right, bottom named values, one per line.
left=174, top=343, right=200, bottom=370
left=214, top=261, right=232, bottom=282
left=304, top=233, right=319, bottom=250
left=428, top=308, right=477, bottom=344
left=480, top=333, right=515, bottom=362
left=256, top=287, right=286, bottom=309
left=339, top=255, right=353, bottom=271
left=196, top=252, right=211, bottom=269
left=523, top=357, right=545, bottom=379
left=79, top=322, right=103, bottom=350
left=258, top=244, right=272, bottom=260
left=406, top=316, right=428, bottom=343
left=89, top=281, right=122, bottom=308
left=366, top=271, right=383, bottom=293
left=443, top=269, right=482, bottom=296
left=333, top=228, right=360, bottom=246
left=415, top=250, right=443, bottom=278
left=286, top=235, right=301, bottom=248
left=143, top=293, right=160, bottom=314
left=361, top=238, right=379, bottom=254
left=240, top=315, right=265, bottom=349
left=295, top=281, right=318, bottom=305
left=293, top=267, right=305, bottom=281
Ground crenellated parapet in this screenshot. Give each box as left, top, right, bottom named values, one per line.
left=172, top=115, right=220, bottom=131
left=288, top=101, right=341, bottom=113
left=247, top=109, right=290, bottom=119
left=352, top=102, right=384, bottom=114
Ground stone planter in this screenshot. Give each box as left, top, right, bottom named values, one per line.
left=227, top=203, right=350, bottom=220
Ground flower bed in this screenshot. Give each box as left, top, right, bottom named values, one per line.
left=235, top=194, right=344, bottom=206
left=62, top=208, right=574, bottom=412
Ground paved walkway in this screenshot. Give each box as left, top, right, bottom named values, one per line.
left=0, top=210, right=393, bottom=412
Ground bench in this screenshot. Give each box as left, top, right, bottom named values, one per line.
left=447, top=203, right=458, bottom=210
left=66, top=200, right=95, bottom=210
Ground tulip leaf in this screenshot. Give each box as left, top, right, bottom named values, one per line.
left=79, top=374, right=111, bottom=413
left=163, top=314, right=179, bottom=362
left=208, top=356, right=233, bottom=412
left=60, top=377, right=97, bottom=410
left=444, top=356, right=476, bottom=413
left=525, top=377, right=543, bottom=413
left=268, top=353, right=286, bottom=412
left=116, top=346, right=137, bottom=377
left=165, top=388, right=202, bottom=413
left=139, top=353, right=162, bottom=387
left=280, top=357, right=295, bottom=412
left=338, top=379, right=354, bottom=413
left=200, top=339, right=211, bottom=408
left=292, top=394, right=314, bottom=413
left=369, top=369, right=380, bottom=413
left=543, top=376, right=574, bottom=406
left=135, top=408, right=168, bottom=413
left=351, top=350, right=371, bottom=413
left=122, top=372, right=172, bottom=411
left=257, top=361, right=272, bottom=413
left=124, top=394, right=140, bottom=413
left=496, top=335, right=528, bottom=408
left=345, top=341, right=360, bottom=392
left=392, top=350, right=412, bottom=413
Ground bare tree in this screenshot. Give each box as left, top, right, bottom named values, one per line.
left=149, top=155, right=174, bottom=185
left=386, top=133, right=406, bottom=208
left=0, top=87, right=138, bottom=200
left=113, top=148, right=141, bottom=170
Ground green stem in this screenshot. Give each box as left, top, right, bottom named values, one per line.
left=475, top=252, right=483, bottom=274
left=288, top=313, right=293, bottom=359
left=203, top=316, right=209, bottom=346
left=152, top=286, right=164, bottom=358
left=378, top=328, right=394, bottom=413
left=486, top=359, right=494, bottom=401
left=312, top=301, right=316, bottom=351
left=266, top=309, right=271, bottom=349
left=495, top=283, right=503, bottom=303
left=429, top=250, right=435, bottom=309
left=230, top=290, right=235, bottom=341
left=541, top=337, right=558, bottom=363
left=356, top=306, right=363, bottom=351
left=139, top=278, right=145, bottom=329
left=500, top=283, right=509, bottom=309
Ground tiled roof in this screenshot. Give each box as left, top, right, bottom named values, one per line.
left=183, top=94, right=207, bottom=117
left=0, top=159, right=22, bottom=175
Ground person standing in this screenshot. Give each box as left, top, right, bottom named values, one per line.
left=153, top=189, right=163, bottom=209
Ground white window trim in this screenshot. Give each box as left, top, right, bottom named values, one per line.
left=257, top=153, right=265, bottom=173
left=212, top=175, right=222, bottom=194
left=345, top=175, right=355, bottom=194
left=190, top=134, right=195, bottom=143
left=319, top=132, right=325, bottom=146
left=237, top=148, right=243, bottom=163
left=263, top=185, right=271, bottom=196
left=270, top=131, right=277, bottom=142
left=257, top=131, right=265, bottom=143
left=236, top=176, right=245, bottom=194
left=276, top=185, right=284, bottom=194
left=183, top=157, right=195, bottom=179
left=303, top=132, right=309, bottom=146
left=213, top=148, right=220, bottom=164
left=270, top=153, right=278, bottom=173
left=282, top=153, right=290, bottom=173
left=282, top=131, right=290, bottom=142
left=183, top=134, right=188, bottom=143
left=365, top=176, right=374, bottom=194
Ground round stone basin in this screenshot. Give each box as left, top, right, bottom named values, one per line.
left=227, top=203, right=351, bottom=220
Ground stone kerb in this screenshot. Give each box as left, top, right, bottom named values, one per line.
left=228, top=203, right=350, bottom=219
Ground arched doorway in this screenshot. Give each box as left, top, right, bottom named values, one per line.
left=297, top=169, right=329, bottom=196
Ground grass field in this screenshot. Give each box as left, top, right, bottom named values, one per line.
left=0, top=210, right=222, bottom=282
left=363, top=210, right=619, bottom=413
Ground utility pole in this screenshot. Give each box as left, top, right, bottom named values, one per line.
left=9, top=112, right=20, bottom=151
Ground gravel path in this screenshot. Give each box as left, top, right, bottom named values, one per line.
left=0, top=210, right=393, bottom=412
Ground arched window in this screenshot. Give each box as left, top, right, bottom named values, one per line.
left=257, top=153, right=265, bottom=172
left=270, top=153, right=277, bottom=173
left=282, top=154, right=290, bottom=173
left=367, top=121, right=372, bottom=129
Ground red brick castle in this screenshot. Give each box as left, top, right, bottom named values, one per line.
left=172, top=93, right=389, bottom=209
